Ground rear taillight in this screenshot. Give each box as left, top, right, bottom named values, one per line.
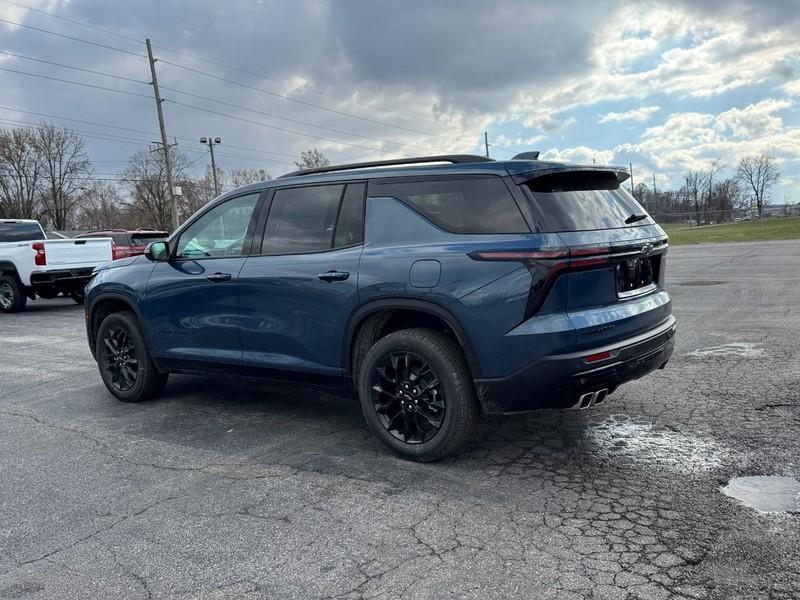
left=32, top=242, right=46, bottom=266
left=468, top=246, right=612, bottom=319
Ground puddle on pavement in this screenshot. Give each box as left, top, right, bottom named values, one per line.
left=721, top=476, right=800, bottom=513
left=587, top=415, right=725, bottom=473
left=685, top=342, right=765, bottom=359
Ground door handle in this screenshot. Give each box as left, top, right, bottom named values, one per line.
left=317, top=270, right=350, bottom=282
left=206, top=272, right=232, bottom=283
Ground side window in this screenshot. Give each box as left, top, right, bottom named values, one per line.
left=334, top=183, right=365, bottom=247
left=261, top=185, right=344, bottom=254
left=175, top=193, right=259, bottom=259
left=370, top=177, right=529, bottom=234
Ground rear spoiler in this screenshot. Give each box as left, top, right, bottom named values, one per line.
left=507, top=163, right=631, bottom=185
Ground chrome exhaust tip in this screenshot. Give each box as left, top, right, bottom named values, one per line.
left=571, top=388, right=610, bottom=410
left=594, top=388, right=609, bottom=405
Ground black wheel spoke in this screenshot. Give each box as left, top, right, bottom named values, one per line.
left=370, top=350, right=446, bottom=445
left=101, top=325, right=139, bottom=392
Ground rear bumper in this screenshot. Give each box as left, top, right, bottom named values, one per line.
left=474, top=315, right=676, bottom=414
left=30, top=268, right=95, bottom=289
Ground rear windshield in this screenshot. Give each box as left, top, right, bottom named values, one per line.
left=0, top=221, right=44, bottom=242
left=524, top=172, right=654, bottom=232
left=130, top=232, right=167, bottom=246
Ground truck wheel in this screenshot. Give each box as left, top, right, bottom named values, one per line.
left=0, top=275, right=27, bottom=313
left=96, top=311, right=168, bottom=402
left=358, top=328, right=480, bottom=462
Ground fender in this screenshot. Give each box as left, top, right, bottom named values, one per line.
left=342, top=297, right=482, bottom=379
left=86, top=291, right=162, bottom=369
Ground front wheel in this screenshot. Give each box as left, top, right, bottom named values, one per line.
left=0, top=275, right=27, bottom=313
left=96, top=311, right=168, bottom=402
left=358, top=328, right=480, bottom=462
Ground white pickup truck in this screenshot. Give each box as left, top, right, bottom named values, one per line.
left=0, top=219, right=113, bottom=313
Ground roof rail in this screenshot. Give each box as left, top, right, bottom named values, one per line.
left=279, top=154, right=494, bottom=178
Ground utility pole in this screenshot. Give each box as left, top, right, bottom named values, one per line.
left=629, top=162, right=635, bottom=195
left=652, top=172, right=657, bottom=196
left=200, top=137, right=222, bottom=196
left=484, top=132, right=490, bottom=158
left=146, top=38, right=178, bottom=231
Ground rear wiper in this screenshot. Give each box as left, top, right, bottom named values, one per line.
left=625, top=213, right=648, bottom=224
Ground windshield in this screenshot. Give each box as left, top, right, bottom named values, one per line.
left=524, top=172, right=654, bottom=232
left=0, top=221, right=45, bottom=243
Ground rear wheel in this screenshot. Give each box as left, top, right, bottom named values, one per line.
left=358, top=328, right=479, bottom=462
left=0, top=275, right=27, bottom=313
left=96, top=311, right=168, bottom=402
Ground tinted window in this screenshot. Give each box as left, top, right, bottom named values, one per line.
left=525, top=172, right=654, bottom=232
left=130, top=232, right=167, bottom=246
left=261, top=185, right=343, bottom=254
left=0, top=221, right=44, bottom=242
left=176, top=193, right=259, bottom=258
left=371, top=177, right=529, bottom=234
left=334, top=183, right=365, bottom=247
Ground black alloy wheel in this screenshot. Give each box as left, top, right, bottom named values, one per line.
left=370, top=351, right=446, bottom=444
left=100, top=325, right=139, bottom=392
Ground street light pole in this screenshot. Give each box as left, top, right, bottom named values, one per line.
left=200, top=137, right=222, bottom=196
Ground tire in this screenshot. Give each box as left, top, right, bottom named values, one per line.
left=70, top=289, right=85, bottom=305
left=95, top=311, right=168, bottom=402
left=358, top=328, right=480, bottom=462
left=0, top=275, right=27, bottom=313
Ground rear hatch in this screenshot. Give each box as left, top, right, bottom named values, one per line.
left=519, top=169, right=670, bottom=348
left=42, top=238, right=113, bottom=267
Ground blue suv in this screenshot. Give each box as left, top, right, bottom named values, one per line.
left=85, top=154, right=675, bottom=461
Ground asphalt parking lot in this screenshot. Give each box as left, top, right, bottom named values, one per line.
left=1, top=240, right=798, bottom=600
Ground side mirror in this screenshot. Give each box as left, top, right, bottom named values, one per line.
left=144, top=240, right=170, bottom=262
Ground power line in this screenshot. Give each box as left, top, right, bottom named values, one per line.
left=1, top=49, right=431, bottom=152
left=159, top=84, right=429, bottom=151
left=0, top=0, right=144, bottom=44
left=0, top=16, right=144, bottom=57
left=0, top=49, right=149, bottom=85
left=0, top=0, right=449, bottom=127
left=0, top=104, right=300, bottom=160
left=166, top=99, right=402, bottom=155
left=158, top=59, right=475, bottom=144
left=0, top=65, right=153, bottom=99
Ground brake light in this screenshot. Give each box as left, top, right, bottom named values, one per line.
left=32, top=242, right=46, bottom=266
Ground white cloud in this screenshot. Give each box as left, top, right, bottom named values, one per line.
left=540, top=146, right=615, bottom=165
left=784, top=79, right=800, bottom=96
left=715, top=99, right=791, bottom=138
left=599, top=106, right=660, bottom=123
left=493, top=133, right=544, bottom=148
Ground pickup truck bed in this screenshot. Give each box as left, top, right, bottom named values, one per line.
left=0, top=219, right=113, bottom=313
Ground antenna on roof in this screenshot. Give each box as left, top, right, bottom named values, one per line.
left=511, top=151, right=540, bottom=160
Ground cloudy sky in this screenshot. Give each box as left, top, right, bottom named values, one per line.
left=1, top=0, right=799, bottom=200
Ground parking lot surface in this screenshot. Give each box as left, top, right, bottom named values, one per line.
left=1, top=240, right=798, bottom=600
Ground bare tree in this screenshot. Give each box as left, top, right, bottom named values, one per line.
left=123, top=147, right=188, bottom=231
left=34, top=123, right=91, bottom=229
left=230, top=167, right=271, bottom=188
left=178, top=165, right=219, bottom=221
left=294, top=148, right=330, bottom=170
left=0, top=127, right=44, bottom=220
left=73, top=182, right=126, bottom=230
left=684, top=171, right=704, bottom=225
left=736, top=154, right=779, bottom=218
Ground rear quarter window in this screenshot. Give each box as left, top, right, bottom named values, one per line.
left=370, top=177, right=529, bottom=234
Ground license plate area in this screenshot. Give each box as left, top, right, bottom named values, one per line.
left=615, top=255, right=657, bottom=298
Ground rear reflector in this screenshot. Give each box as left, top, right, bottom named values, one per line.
left=584, top=350, right=612, bottom=363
